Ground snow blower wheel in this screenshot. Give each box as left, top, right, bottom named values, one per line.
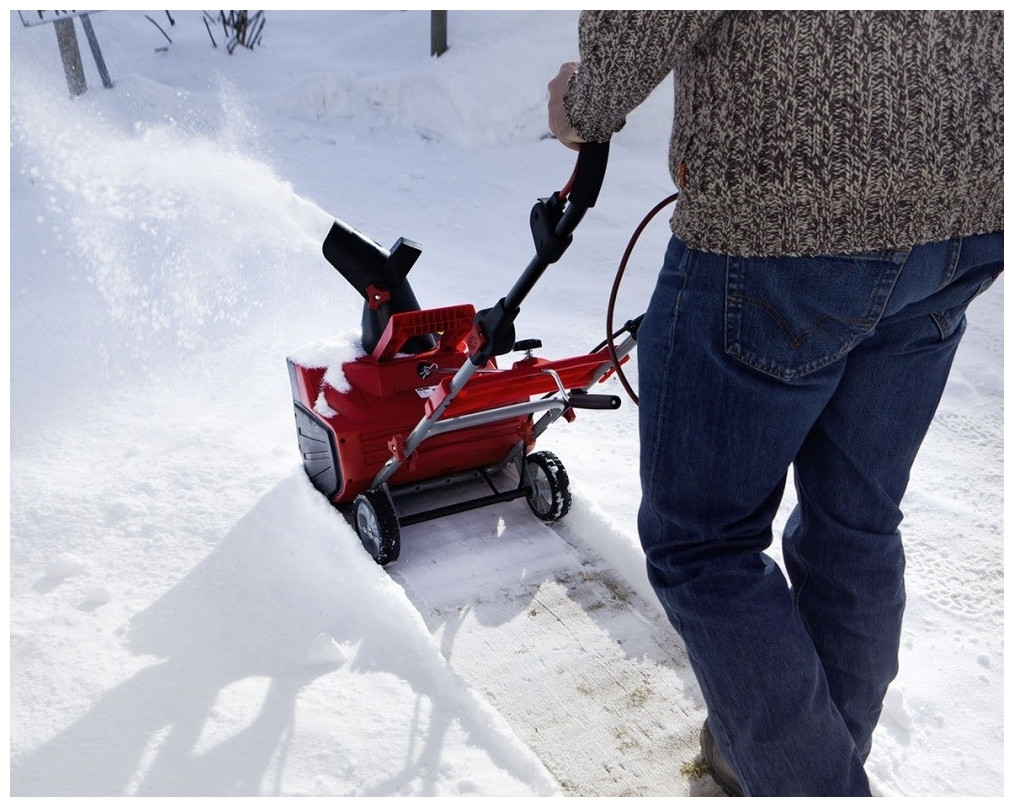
left=524, top=450, right=571, bottom=522
left=353, top=487, right=401, bottom=565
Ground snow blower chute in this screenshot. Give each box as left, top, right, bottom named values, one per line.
left=288, top=142, right=638, bottom=565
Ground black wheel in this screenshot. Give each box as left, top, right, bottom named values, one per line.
left=353, top=487, right=401, bottom=565
left=524, top=450, right=571, bottom=522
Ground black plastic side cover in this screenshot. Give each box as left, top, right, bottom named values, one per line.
left=293, top=402, right=341, bottom=499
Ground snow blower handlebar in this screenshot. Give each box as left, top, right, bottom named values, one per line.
left=468, top=141, right=610, bottom=368
left=369, top=143, right=611, bottom=491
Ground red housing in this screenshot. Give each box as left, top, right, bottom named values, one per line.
left=289, top=304, right=619, bottom=504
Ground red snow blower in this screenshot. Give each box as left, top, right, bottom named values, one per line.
left=288, top=142, right=639, bottom=565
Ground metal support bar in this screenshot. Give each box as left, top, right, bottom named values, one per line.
left=80, top=14, right=112, bottom=88
left=397, top=486, right=530, bottom=527
left=425, top=398, right=567, bottom=439
left=390, top=468, right=483, bottom=498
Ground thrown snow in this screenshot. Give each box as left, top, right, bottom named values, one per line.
left=9, top=10, right=1003, bottom=798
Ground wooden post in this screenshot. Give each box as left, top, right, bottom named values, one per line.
left=431, top=11, right=448, bottom=57
left=54, top=17, right=87, bottom=96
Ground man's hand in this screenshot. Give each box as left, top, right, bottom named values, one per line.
left=548, top=61, right=586, bottom=151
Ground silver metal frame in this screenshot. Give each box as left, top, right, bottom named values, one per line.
left=369, top=329, right=639, bottom=491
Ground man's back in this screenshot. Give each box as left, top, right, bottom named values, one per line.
left=566, top=11, right=1004, bottom=256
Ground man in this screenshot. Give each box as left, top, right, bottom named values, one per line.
left=547, top=11, right=1002, bottom=796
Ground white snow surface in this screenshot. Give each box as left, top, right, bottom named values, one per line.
left=8, top=10, right=1004, bottom=798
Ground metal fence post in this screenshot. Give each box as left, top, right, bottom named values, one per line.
left=431, top=11, right=447, bottom=57
left=80, top=14, right=113, bottom=89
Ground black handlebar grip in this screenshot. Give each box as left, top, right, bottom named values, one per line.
left=568, top=391, right=621, bottom=410
left=568, top=141, right=610, bottom=210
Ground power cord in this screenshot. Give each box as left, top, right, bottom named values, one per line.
left=606, top=191, right=680, bottom=405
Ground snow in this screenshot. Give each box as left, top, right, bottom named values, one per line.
left=8, top=10, right=1004, bottom=798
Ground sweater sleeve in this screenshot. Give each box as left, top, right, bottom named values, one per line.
left=564, top=10, right=724, bottom=143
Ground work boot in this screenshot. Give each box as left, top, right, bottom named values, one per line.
left=700, top=719, right=744, bottom=796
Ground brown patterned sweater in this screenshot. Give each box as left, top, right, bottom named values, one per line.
left=564, top=11, right=1003, bottom=257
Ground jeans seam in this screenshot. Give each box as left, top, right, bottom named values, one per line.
left=645, top=246, right=694, bottom=494
left=930, top=237, right=967, bottom=340
left=723, top=254, right=738, bottom=363
left=937, top=237, right=964, bottom=292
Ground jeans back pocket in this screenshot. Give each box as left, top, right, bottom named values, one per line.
left=725, top=250, right=908, bottom=381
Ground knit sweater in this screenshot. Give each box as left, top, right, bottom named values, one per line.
left=564, top=11, right=1004, bottom=257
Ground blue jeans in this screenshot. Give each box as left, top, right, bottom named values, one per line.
left=637, top=233, right=1002, bottom=796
